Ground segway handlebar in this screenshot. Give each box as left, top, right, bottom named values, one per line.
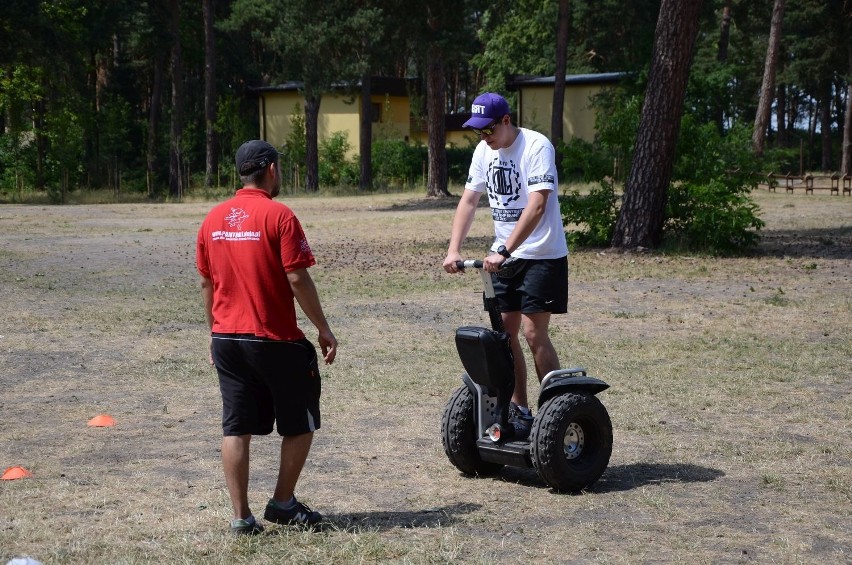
left=455, top=260, right=484, bottom=270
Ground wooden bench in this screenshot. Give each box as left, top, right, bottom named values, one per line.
left=785, top=173, right=798, bottom=193
left=767, top=172, right=849, bottom=194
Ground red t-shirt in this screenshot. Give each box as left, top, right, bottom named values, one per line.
left=196, top=188, right=315, bottom=341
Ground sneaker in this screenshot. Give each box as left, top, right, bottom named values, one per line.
left=230, top=515, right=264, bottom=536
left=508, top=403, right=534, bottom=440
left=263, top=497, right=323, bottom=528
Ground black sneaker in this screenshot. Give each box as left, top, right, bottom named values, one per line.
left=263, top=498, right=323, bottom=528
left=230, top=515, right=264, bottom=536
left=508, top=403, right=534, bottom=440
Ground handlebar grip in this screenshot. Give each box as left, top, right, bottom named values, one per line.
left=455, top=260, right=484, bottom=269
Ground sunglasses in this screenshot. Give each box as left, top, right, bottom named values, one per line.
left=472, top=121, right=499, bottom=136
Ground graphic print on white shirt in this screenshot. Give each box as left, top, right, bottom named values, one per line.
left=487, top=157, right=522, bottom=214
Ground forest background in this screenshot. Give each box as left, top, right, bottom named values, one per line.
left=0, top=0, right=850, bottom=246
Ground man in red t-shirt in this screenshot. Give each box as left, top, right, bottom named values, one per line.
left=196, top=140, right=337, bottom=535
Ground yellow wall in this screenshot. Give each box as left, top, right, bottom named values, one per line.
left=409, top=129, right=479, bottom=148
left=260, top=82, right=610, bottom=154
left=518, top=84, right=605, bottom=143
left=259, top=91, right=411, bottom=160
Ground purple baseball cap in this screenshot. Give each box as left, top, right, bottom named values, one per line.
left=462, top=93, right=511, bottom=129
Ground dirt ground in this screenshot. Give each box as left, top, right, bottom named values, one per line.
left=0, top=189, right=850, bottom=564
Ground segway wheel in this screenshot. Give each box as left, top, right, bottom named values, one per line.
left=530, top=393, right=612, bottom=492
left=441, top=385, right=503, bottom=476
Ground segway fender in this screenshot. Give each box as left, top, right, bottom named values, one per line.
left=538, top=371, right=609, bottom=407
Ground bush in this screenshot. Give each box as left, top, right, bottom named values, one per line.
left=447, top=144, right=476, bottom=185
left=556, top=137, right=613, bottom=183
left=559, top=179, right=619, bottom=248
left=372, top=139, right=425, bottom=188
left=665, top=179, right=763, bottom=253
left=665, top=120, right=764, bottom=254
left=318, top=131, right=357, bottom=187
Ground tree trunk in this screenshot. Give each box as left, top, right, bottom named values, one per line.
left=304, top=93, right=321, bottom=192
left=168, top=0, right=184, bottom=199
left=203, top=0, right=218, bottom=188
left=717, top=0, right=731, bottom=63
left=359, top=73, right=373, bottom=190
left=776, top=83, right=787, bottom=147
left=715, top=0, right=732, bottom=131
left=752, top=0, right=785, bottom=156
left=820, top=79, right=832, bottom=172
left=147, top=53, right=165, bottom=198
left=551, top=0, right=570, bottom=169
left=841, top=46, right=852, bottom=177
left=808, top=98, right=818, bottom=170
left=33, top=96, right=46, bottom=191
left=611, top=0, right=704, bottom=249
left=426, top=42, right=450, bottom=197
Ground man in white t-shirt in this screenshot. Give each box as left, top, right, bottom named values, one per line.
left=442, top=92, right=569, bottom=439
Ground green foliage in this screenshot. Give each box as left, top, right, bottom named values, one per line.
left=0, top=0, right=847, bottom=201
left=214, top=95, right=259, bottom=186
left=560, top=102, right=765, bottom=254
left=371, top=139, right=425, bottom=189
left=556, top=138, right=613, bottom=182
left=43, top=102, right=86, bottom=202
left=278, top=107, right=307, bottom=188
left=447, top=145, right=476, bottom=185
left=666, top=121, right=765, bottom=254
left=665, top=179, right=764, bottom=254
left=593, top=90, right=643, bottom=180
left=761, top=146, right=801, bottom=176
left=367, top=141, right=473, bottom=190
left=318, top=131, right=357, bottom=186
left=0, top=133, right=37, bottom=196
left=473, top=0, right=560, bottom=93
left=559, top=179, right=618, bottom=248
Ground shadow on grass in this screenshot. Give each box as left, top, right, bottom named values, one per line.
left=376, top=195, right=491, bottom=212
left=325, top=502, right=482, bottom=532
left=481, top=462, right=724, bottom=494
left=758, top=227, right=852, bottom=259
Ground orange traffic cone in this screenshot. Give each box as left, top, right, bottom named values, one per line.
left=87, top=414, right=116, bottom=427
left=1, top=466, right=33, bottom=480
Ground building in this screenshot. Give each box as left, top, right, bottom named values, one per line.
left=251, top=77, right=416, bottom=160
left=506, top=72, right=630, bottom=143
left=252, top=73, right=629, bottom=158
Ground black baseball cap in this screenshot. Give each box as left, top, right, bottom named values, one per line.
left=235, top=140, right=280, bottom=175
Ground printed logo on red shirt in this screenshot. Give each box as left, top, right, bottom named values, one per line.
left=212, top=207, right=261, bottom=242
left=225, top=207, right=249, bottom=229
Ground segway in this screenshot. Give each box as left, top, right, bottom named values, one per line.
left=441, top=259, right=613, bottom=492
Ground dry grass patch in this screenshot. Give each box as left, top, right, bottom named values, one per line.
left=0, top=190, right=850, bottom=563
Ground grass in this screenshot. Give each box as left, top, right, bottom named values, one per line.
left=0, top=188, right=850, bottom=563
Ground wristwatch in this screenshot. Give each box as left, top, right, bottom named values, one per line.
left=496, top=245, right=511, bottom=258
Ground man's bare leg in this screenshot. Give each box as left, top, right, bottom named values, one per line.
left=272, top=431, right=314, bottom=503
left=222, top=434, right=252, bottom=519
left=521, top=311, right=560, bottom=381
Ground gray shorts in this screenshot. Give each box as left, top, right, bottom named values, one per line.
left=212, top=334, right=321, bottom=437
left=491, top=256, right=568, bottom=314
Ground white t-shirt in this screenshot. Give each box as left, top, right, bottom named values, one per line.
left=465, top=128, right=569, bottom=259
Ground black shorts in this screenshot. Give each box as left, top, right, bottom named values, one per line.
left=492, top=256, right=568, bottom=314
left=212, top=334, right=321, bottom=437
